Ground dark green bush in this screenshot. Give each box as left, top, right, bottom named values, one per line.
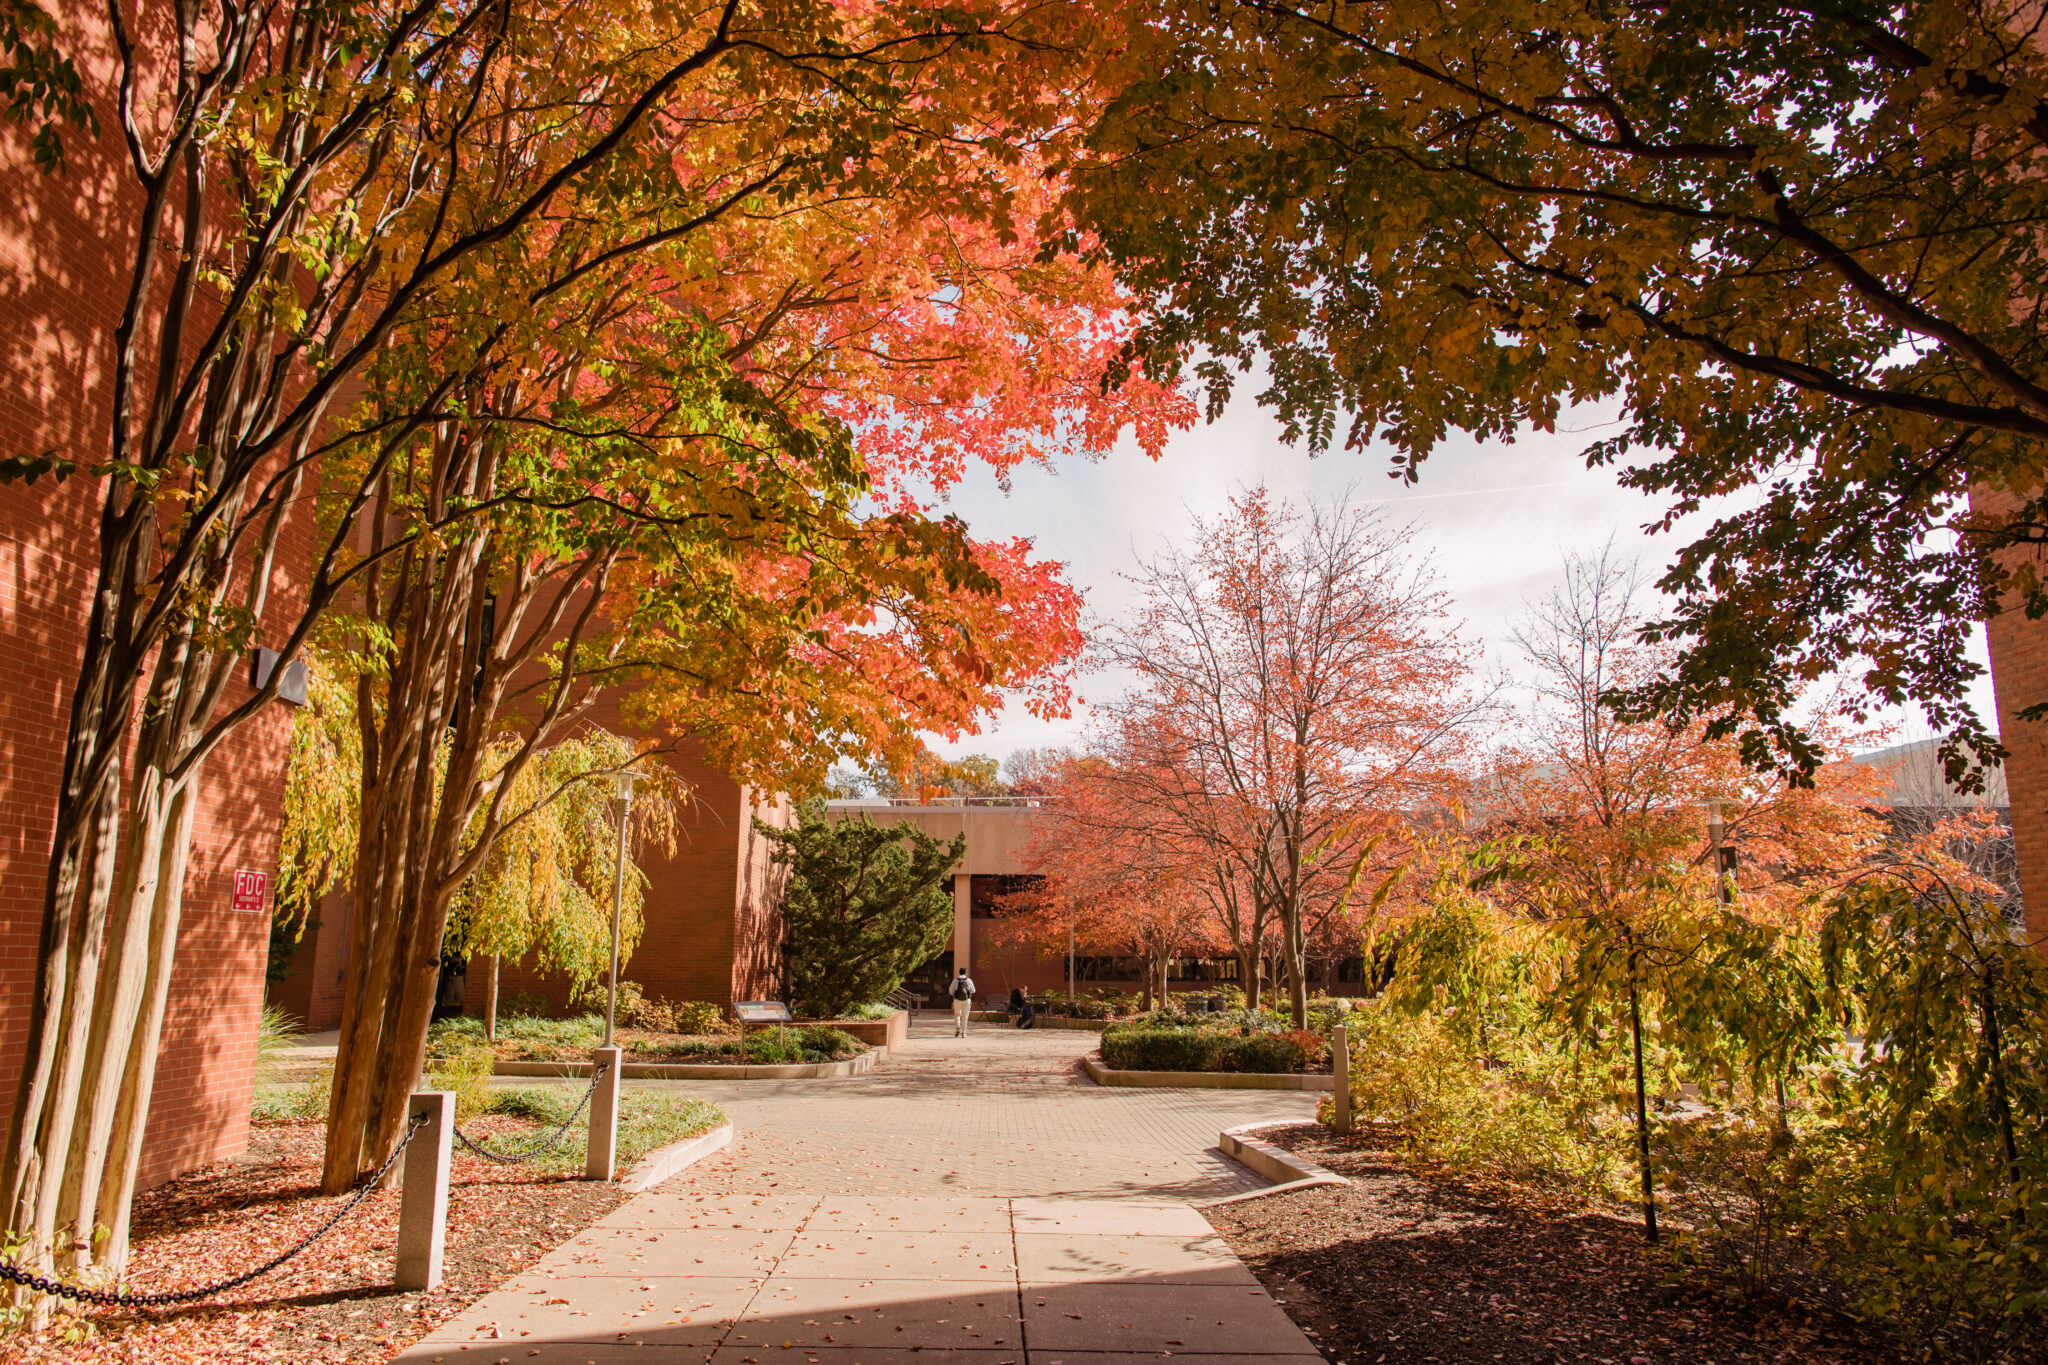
left=1101, top=1023, right=1325, bottom=1073
left=1227, top=1032, right=1311, bottom=1074
left=1100, top=1027, right=1222, bottom=1072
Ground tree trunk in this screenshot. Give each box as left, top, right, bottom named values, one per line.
left=1628, top=960, right=1658, bottom=1244
left=485, top=955, right=500, bottom=1041
left=87, top=781, right=198, bottom=1269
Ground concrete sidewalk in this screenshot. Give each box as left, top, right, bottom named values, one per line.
left=395, top=1193, right=1320, bottom=1365
left=395, top=1019, right=1324, bottom=1365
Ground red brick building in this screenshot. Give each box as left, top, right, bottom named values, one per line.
left=270, top=739, right=794, bottom=1027
left=0, top=222, right=311, bottom=1191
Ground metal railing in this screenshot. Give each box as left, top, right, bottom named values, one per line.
left=823, top=796, right=1060, bottom=809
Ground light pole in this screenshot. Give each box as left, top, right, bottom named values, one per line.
left=604, top=769, right=642, bottom=1047
left=1706, top=798, right=1733, bottom=907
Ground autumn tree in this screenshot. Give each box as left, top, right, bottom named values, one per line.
left=1001, top=757, right=1221, bottom=1011
left=1471, top=546, right=1893, bottom=1240
left=5, top=0, right=1186, bottom=1263
left=1074, top=0, right=2048, bottom=784
left=1096, top=488, right=1485, bottom=1026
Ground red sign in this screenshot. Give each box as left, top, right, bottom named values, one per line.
left=231, top=869, right=269, bottom=915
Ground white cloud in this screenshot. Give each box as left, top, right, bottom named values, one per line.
left=922, top=388, right=1995, bottom=764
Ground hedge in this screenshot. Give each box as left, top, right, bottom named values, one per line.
left=1098, top=1027, right=1313, bottom=1074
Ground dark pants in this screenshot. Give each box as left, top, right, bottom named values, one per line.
left=1015, top=1003, right=1036, bottom=1029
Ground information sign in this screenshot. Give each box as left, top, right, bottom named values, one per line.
left=734, top=1000, right=792, bottom=1024
left=231, top=869, right=270, bottom=915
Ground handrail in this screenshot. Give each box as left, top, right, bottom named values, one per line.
left=824, top=796, right=1059, bottom=809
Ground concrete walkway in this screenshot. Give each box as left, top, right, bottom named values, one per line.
left=395, top=1017, right=1322, bottom=1365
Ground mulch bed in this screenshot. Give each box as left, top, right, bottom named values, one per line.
left=9, top=1116, right=627, bottom=1364
left=1204, top=1123, right=1904, bottom=1365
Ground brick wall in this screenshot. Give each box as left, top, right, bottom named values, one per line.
left=485, top=738, right=785, bottom=1014
left=2, top=20, right=313, bottom=1186
left=1978, top=488, right=2048, bottom=946
left=268, top=889, right=354, bottom=1033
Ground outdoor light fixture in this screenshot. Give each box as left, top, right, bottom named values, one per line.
left=605, top=768, right=645, bottom=1046
left=1705, top=798, right=1734, bottom=907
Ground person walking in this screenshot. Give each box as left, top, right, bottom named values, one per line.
left=948, top=967, right=976, bottom=1037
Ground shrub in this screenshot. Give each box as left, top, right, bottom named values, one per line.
left=1228, top=1031, right=1314, bottom=1073
left=1043, top=997, right=1114, bottom=1020
left=428, top=1040, right=498, bottom=1121
left=672, top=999, right=730, bottom=1035
left=796, top=1024, right=866, bottom=1056
left=614, top=981, right=677, bottom=1033
left=841, top=1001, right=896, bottom=1021
left=1322, top=1002, right=1629, bottom=1198
left=434, top=1011, right=603, bottom=1060
left=253, top=1004, right=305, bottom=1085
left=1100, top=1027, right=1222, bottom=1072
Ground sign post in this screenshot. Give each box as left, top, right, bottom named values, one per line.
left=734, top=1000, right=793, bottom=1063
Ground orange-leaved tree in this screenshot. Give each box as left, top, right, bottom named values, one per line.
left=1095, top=487, right=1488, bottom=1026
left=1471, top=545, right=1894, bottom=1241
left=997, top=755, right=1223, bottom=1011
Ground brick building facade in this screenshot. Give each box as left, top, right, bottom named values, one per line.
left=270, top=736, right=794, bottom=1028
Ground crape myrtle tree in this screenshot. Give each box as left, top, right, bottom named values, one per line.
left=1096, top=488, right=1486, bottom=1026
left=3, top=0, right=1189, bottom=1265
left=1071, top=0, right=2048, bottom=788
left=758, top=802, right=964, bottom=1019
left=309, top=20, right=1184, bottom=1189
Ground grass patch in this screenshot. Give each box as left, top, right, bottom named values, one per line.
left=470, top=1088, right=726, bottom=1174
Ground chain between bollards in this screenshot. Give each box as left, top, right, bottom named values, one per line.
left=450, top=1060, right=611, bottom=1165
left=0, top=1110, right=431, bottom=1309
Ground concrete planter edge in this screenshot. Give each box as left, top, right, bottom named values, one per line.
left=494, top=1048, right=880, bottom=1081
left=1198, top=1120, right=1350, bottom=1205
left=617, top=1122, right=735, bottom=1193
left=1081, top=1053, right=1335, bottom=1090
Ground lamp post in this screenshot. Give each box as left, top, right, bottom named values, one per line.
left=1706, top=798, right=1733, bottom=907
left=604, top=769, right=642, bottom=1048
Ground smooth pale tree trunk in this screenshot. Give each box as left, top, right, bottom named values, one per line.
left=484, top=956, right=500, bottom=1041
left=55, top=767, right=187, bottom=1269
left=89, top=783, right=198, bottom=1268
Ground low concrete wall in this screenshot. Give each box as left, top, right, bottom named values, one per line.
left=800, top=1009, right=909, bottom=1050
left=1202, top=1121, right=1350, bottom=1205
left=1083, top=1054, right=1334, bottom=1091
left=619, top=1122, right=734, bottom=1193
left=970, top=1012, right=1107, bottom=1031
left=496, top=1049, right=880, bottom=1081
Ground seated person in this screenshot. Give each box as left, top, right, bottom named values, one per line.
left=1009, top=986, right=1037, bottom=1029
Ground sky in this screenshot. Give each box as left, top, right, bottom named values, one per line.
left=921, top=385, right=1997, bottom=768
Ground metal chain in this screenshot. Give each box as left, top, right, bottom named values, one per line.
left=450, top=1059, right=609, bottom=1166
left=0, top=1109, right=432, bottom=1309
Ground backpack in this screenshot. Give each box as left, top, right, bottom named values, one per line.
left=948, top=977, right=972, bottom=1001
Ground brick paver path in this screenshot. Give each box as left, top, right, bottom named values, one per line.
left=395, top=1017, right=1323, bottom=1365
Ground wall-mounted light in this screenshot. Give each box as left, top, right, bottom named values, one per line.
left=250, top=648, right=308, bottom=706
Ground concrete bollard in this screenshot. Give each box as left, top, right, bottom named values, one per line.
left=1331, top=1024, right=1352, bottom=1134
left=396, top=1091, right=453, bottom=1290
left=586, top=1045, right=623, bottom=1182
